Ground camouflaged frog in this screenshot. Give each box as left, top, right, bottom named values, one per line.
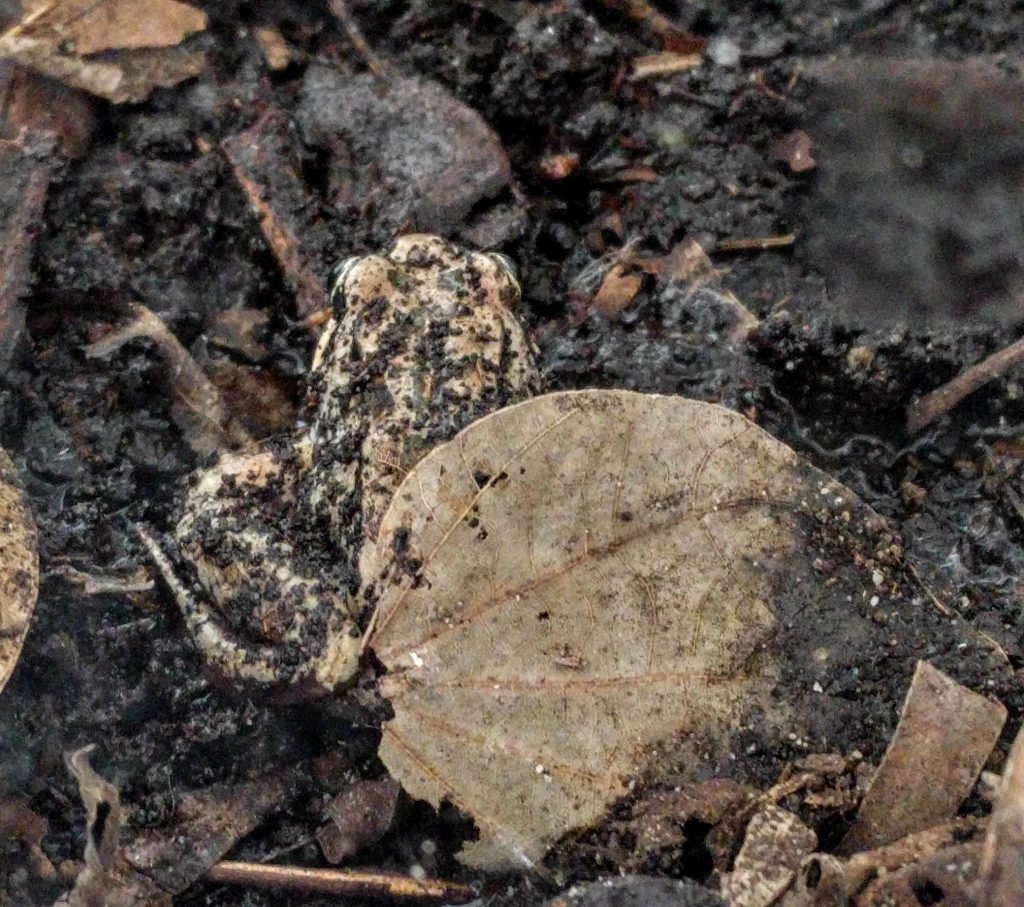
left=145, top=235, right=540, bottom=693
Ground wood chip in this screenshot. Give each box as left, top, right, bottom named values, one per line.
left=773, top=130, right=816, bottom=173
left=317, top=778, right=400, bottom=864
left=253, top=26, right=292, bottom=70
left=221, top=109, right=330, bottom=318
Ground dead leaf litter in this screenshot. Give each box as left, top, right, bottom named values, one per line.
left=4, top=2, right=1024, bottom=905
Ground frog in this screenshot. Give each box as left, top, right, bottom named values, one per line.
left=143, top=235, right=540, bottom=693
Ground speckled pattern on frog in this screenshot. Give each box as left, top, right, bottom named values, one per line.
left=161, top=236, right=540, bottom=692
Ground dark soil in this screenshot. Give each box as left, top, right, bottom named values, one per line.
left=3, top=1, right=1024, bottom=905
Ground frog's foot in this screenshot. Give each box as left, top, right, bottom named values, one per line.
left=141, top=448, right=362, bottom=691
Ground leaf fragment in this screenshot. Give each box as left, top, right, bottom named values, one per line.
left=721, top=805, right=817, bottom=907
left=0, top=0, right=207, bottom=103
left=840, top=660, right=1006, bottom=853
left=0, top=446, right=38, bottom=696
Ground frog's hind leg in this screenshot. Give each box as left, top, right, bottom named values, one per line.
left=142, top=448, right=361, bottom=691
left=137, top=524, right=285, bottom=686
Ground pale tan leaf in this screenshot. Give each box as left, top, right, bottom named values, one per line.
left=367, top=390, right=861, bottom=870
left=0, top=446, right=38, bottom=696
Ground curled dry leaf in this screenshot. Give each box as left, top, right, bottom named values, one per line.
left=60, top=746, right=169, bottom=906
left=0, top=0, right=207, bottom=104
left=0, top=446, right=38, bottom=695
left=365, top=389, right=996, bottom=871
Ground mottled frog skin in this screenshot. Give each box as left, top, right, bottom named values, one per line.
left=160, top=236, right=540, bottom=691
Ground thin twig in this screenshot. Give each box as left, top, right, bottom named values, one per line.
left=907, top=334, right=1024, bottom=433
left=328, top=0, right=393, bottom=77
left=714, top=233, right=796, bottom=252
left=904, top=561, right=1010, bottom=664
left=204, top=861, right=476, bottom=902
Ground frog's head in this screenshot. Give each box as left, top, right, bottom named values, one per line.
left=329, top=235, right=521, bottom=316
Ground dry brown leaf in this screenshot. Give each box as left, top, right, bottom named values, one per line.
left=124, top=771, right=299, bottom=894
left=0, top=65, right=96, bottom=157
left=639, top=237, right=760, bottom=341
left=840, top=660, right=1005, bottom=854
left=0, top=446, right=38, bottom=695
left=366, top=390, right=909, bottom=870
left=0, top=0, right=207, bottom=103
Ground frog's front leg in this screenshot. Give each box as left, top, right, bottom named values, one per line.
left=143, top=446, right=361, bottom=691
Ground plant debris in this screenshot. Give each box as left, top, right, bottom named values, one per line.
left=907, top=333, right=1024, bottom=432
left=368, top=389, right=1009, bottom=871
left=721, top=805, right=817, bottom=907
left=316, top=777, right=400, bottom=864
left=0, top=0, right=207, bottom=104
left=221, top=110, right=332, bottom=319
left=973, top=725, right=1024, bottom=906
left=0, top=446, right=37, bottom=696
left=58, top=746, right=169, bottom=907
left=0, top=135, right=53, bottom=375
left=124, top=770, right=302, bottom=895
left=840, top=660, right=1005, bottom=853
left=5, top=2, right=1024, bottom=904
left=84, top=301, right=251, bottom=457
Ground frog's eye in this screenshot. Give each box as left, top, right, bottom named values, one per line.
left=485, top=252, right=521, bottom=295
left=330, top=256, right=362, bottom=305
